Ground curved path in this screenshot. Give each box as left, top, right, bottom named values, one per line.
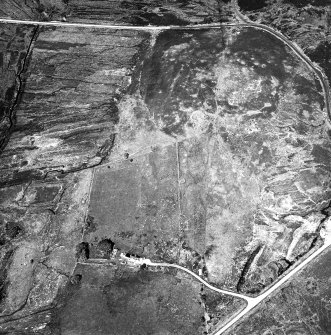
left=87, top=232, right=331, bottom=335
left=145, top=239, right=331, bottom=334
left=232, top=0, right=331, bottom=123
left=1, top=11, right=331, bottom=335
left=118, top=225, right=331, bottom=334
left=123, top=257, right=254, bottom=303
left=0, top=15, right=330, bottom=123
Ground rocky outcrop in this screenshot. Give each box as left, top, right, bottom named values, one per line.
left=0, top=26, right=149, bottom=187
left=0, top=25, right=38, bottom=154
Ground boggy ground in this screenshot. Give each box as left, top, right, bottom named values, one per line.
left=0, top=21, right=330, bottom=334
left=34, top=264, right=244, bottom=335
